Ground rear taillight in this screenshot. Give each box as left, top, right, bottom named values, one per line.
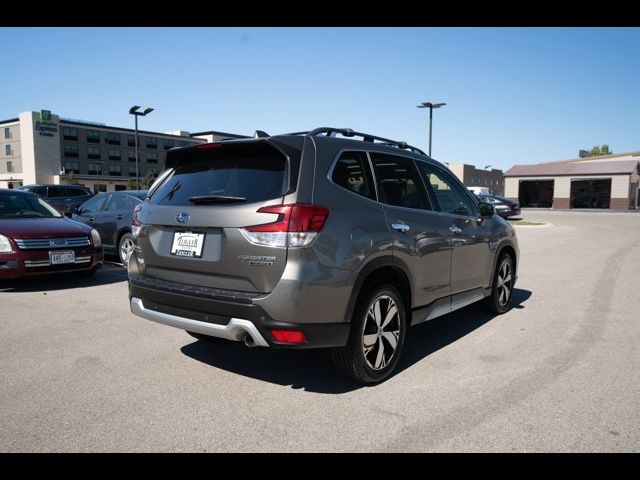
left=132, top=204, right=143, bottom=237
left=240, top=203, right=329, bottom=248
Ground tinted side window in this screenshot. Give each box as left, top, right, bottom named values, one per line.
left=80, top=194, right=108, bottom=214
left=331, top=151, right=376, bottom=200
left=48, top=186, right=69, bottom=197
left=68, top=188, right=88, bottom=197
left=370, top=153, right=430, bottom=210
left=418, top=163, right=476, bottom=216
left=32, top=187, right=48, bottom=196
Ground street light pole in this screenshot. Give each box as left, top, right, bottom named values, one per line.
left=129, top=105, right=154, bottom=190
left=417, top=101, right=446, bottom=157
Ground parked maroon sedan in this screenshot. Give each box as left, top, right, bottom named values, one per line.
left=0, top=189, right=103, bottom=280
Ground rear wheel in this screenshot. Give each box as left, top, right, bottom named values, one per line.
left=118, top=233, right=135, bottom=265
left=485, top=253, right=514, bottom=314
left=332, top=285, right=406, bottom=384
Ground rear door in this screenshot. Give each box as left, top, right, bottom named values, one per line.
left=102, top=194, right=140, bottom=247
left=74, top=193, right=110, bottom=240
left=138, top=140, right=298, bottom=293
left=369, top=152, right=452, bottom=308
left=47, top=186, right=74, bottom=212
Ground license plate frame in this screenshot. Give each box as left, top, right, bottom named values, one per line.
left=170, top=231, right=206, bottom=259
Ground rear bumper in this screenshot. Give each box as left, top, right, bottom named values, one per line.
left=128, top=274, right=351, bottom=349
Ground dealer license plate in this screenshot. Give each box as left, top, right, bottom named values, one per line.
left=170, top=231, right=206, bottom=258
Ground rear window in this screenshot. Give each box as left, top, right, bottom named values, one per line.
left=150, top=142, right=288, bottom=206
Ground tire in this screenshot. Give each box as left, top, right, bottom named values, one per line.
left=118, top=232, right=135, bottom=265
left=332, top=285, right=407, bottom=384
left=185, top=331, right=224, bottom=343
left=484, top=252, right=515, bottom=314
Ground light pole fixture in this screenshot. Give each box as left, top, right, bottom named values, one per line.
left=417, top=101, right=446, bottom=157
left=129, top=105, right=154, bottom=190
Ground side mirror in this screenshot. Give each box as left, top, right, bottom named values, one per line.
left=478, top=202, right=495, bottom=219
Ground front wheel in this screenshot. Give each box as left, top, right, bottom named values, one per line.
left=485, top=253, right=515, bottom=314
left=332, top=285, right=406, bottom=384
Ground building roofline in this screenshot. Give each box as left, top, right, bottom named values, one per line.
left=531, top=150, right=640, bottom=166
left=189, top=130, right=250, bottom=139
left=59, top=119, right=206, bottom=141
left=0, top=118, right=19, bottom=125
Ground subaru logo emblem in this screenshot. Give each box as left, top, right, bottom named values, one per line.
left=176, top=212, right=190, bottom=224
left=50, top=239, right=67, bottom=247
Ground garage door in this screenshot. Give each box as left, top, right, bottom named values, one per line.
left=519, top=180, right=554, bottom=208
left=570, top=179, right=611, bottom=209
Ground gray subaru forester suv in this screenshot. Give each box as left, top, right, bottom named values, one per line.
left=128, top=128, right=518, bottom=384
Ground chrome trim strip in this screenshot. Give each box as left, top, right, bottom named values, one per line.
left=130, top=297, right=270, bottom=347
left=24, top=256, right=92, bottom=268
left=15, top=237, right=90, bottom=250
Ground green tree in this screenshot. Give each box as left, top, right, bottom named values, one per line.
left=64, top=172, right=78, bottom=185
left=141, top=172, right=155, bottom=189
left=588, top=144, right=612, bottom=157
left=126, top=178, right=136, bottom=190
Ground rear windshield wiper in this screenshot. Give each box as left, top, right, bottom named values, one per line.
left=188, top=195, right=247, bottom=205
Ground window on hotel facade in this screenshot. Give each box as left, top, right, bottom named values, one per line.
left=6, top=161, right=13, bottom=173
left=88, top=163, right=102, bottom=175
left=5, top=145, right=11, bottom=156
left=108, top=149, right=121, bottom=160
left=64, top=145, right=79, bottom=158
left=63, top=127, right=78, bottom=141
left=163, top=139, right=174, bottom=150
left=147, top=152, right=158, bottom=163
left=127, top=135, right=135, bottom=147
left=63, top=161, right=80, bottom=174
left=147, top=166, right=159, bottom=177
left=146, top=137, right=157, bottom=149
left=87, top=130, right=101, bottom=143
left=129, top=166, right=137, bottom=177
left=106, top=132, right=121, bottom=145
left=88, top=147, right=101, bottom=159
left=109, top=164, right=122, bottom=176
left=4, top=127, right=10, bottom=139
left=128, top=150, right=136, bottom=162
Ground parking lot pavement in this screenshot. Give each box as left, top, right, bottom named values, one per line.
left=1, top=210, right=639, bottom=452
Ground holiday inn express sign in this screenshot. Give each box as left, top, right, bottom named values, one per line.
left=35, top=110, right=58, bottom=137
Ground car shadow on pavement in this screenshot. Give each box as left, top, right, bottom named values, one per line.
left=180, top=288, right=532, bottom=394
left=0, top=262, right=127, bottom=293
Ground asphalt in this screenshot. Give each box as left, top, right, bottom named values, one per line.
left=1, top=210, right=639, bottom=452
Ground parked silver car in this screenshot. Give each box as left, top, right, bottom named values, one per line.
left=128, top=128, right=519, bottom=384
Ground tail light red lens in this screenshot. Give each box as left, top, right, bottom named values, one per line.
left=196, top=143, right=222, bottom=150
left=132, top=204, right=143, bottom=227
left=270, top=329, right=307, bottom=344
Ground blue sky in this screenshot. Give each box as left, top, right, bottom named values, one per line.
left=1, top=27, right=638, bottom=170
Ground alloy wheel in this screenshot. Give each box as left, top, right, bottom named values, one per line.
left=496, top=260, right=513, bottom=306
left=362, top=295, right=401, bottom=370
left=120, top=236, right=135, bottom=264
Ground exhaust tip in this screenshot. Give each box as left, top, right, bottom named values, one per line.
left=243, top=334, right=256, bottom=348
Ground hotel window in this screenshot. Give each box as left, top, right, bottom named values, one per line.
left=147, top=152, right=158, bottom=163
left=163, top=139, right=174, bottom=150
left=147, top=166, right=159, bottom=177
left=146, top=137, right=157, bottom=149
left=63, top=161, right=80, bottom=174
left=128, top=150, right=136, bottom=162
left=127, top=134, right=135, bottom=147
left=106, top=132, right=121, bottom=145
left=6, top=161, right=13, bottom=173
left=5, top=145, right=11, bottom=156
left=63, top=127, right=78, bottom=141
left=109, top=164, right=122, bottom=176
left=108, top=149, right=121, bottom=160
left=88, top=163, right=102, bottom=175
left=87, top=130, right=101, bottom=143
left=129, top=166, right=137, bottom=177
left=64, top=145, right=79, bottom=158
left=4, top=127, right=10, bottom=139
left=88, top=147, right=101, bottom=159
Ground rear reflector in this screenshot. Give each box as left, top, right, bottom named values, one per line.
left=270, top=329, right=307, bottom=344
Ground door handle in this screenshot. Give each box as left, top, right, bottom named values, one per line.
left=449, top=225, right=462, bottom=235
left=115, top=215, right=123, bottom=220
left=391, top=223, right=410, bottom=233
left=89, top=217, right=95, bottom=221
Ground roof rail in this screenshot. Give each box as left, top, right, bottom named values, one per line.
left=285, top=127, right=426, bottom=156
